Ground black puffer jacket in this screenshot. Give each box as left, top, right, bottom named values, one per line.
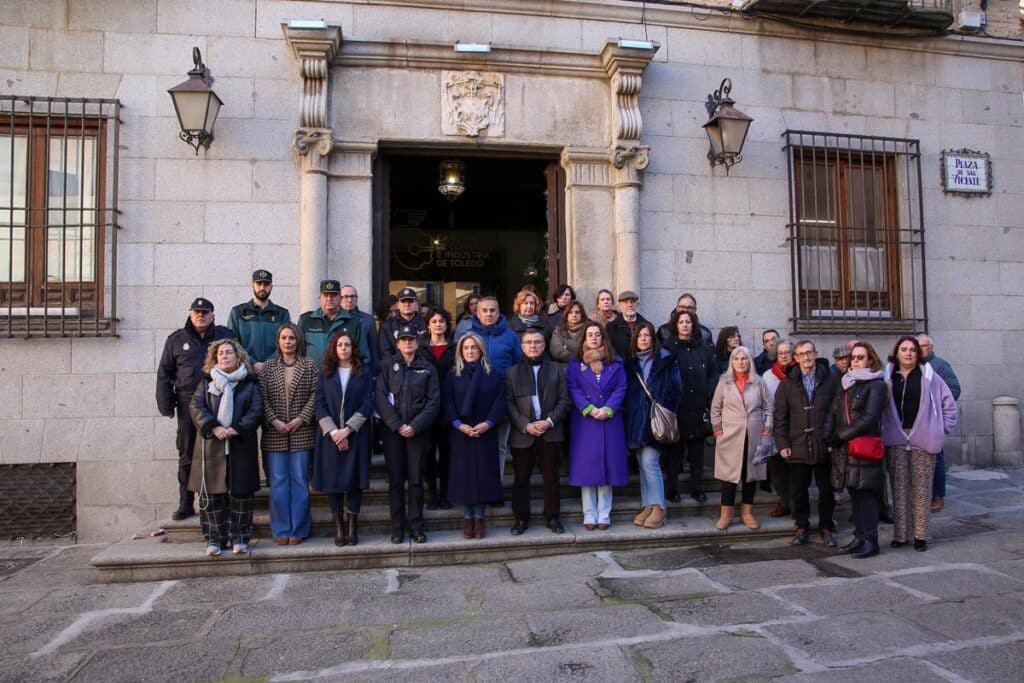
left=772, top=359, right=839, bottom=466
left=828, top=377, right=887, bottom=491
left=665, top=336, right=718, bottom=439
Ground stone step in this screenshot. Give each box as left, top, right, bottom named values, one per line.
left=91, top=513, right=804, bottom=583
left=157, top=490, right=782, bottom=541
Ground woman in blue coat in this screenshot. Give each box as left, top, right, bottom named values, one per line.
left=444, top=332, right=507, bottom=540
left=625, top=322, right=682, bottom=529
left=566, top=320, right=628, bottom=530
left=313, top=331, right=374, bottom=546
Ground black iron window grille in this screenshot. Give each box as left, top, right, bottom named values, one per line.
left=783, top=130, right=927, bottom=335
left=1, top=96, right=121, bottom=338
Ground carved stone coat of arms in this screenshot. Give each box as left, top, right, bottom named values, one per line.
left=441, top=71, right=505, bottom=138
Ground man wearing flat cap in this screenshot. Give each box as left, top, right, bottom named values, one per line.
left=298, top=279, right=367, bottom=367
left=378, top=286, right=428, bottom=364
left=606, top=290, right=649, bottom=360
left=227, top=269, right=291, bottom=375
left=156, top=297, right=236, bottom=520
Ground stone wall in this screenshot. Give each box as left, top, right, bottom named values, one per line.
left=0, top=0, right=1021, bottom=541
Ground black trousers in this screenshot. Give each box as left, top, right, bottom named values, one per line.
left=174, top=398, right=197, bottom=499
left=849, top=488, right=879, bottom=544
left=511, top=438, right=562, bottom=523
left=789, top=462, right=835, bottom=531
left=423, top=421, right=450, bottom=502
left=720, top=438, right=756, bottom=506
left=665, top=437, right=705, bottom=495
left=382, top=430, right=427, bottom=533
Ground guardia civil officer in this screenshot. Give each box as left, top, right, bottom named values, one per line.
left=156, top=297, right=236, bottom=520
left=375, top=325, right=441, bottom=544
left=226, top=269, right=291, bottom=374
left=298, top=280, right=366, bottom=367
left=378, top=287, right=428, bottom=364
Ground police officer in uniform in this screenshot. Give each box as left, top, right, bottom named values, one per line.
left=375, top=325, right=440, bottom=544
left=156, top=298, right=236, bottom=520
left=378, top=287, right=428, bottom=364
left=226, top=269, right=291, bottom=374
left=298, top=280, right=367, bottom=367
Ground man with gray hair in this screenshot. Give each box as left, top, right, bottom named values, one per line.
left=918, top=333, right=961, bottom=512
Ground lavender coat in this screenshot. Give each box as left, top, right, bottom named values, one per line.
left=881, top=362, right=958, bottom=454
left=566, top=359, right=629, bottom=487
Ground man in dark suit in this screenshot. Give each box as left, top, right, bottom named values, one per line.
left=505, top=328, right=573, bottom=534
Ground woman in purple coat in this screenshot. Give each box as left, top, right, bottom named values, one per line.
left=566, top=320, right=628, bottom=530
left=443, top=332, right=507, bottom=540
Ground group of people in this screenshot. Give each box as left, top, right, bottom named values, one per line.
left=156, top=272, right=959, bottom=559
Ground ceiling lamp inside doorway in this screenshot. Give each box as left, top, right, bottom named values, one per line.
left=438, top=160, right=466, bottom=201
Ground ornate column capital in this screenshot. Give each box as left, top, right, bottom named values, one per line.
left=292, top=128, right=334, bottom=174
left=610, top=144, right=650, bottom=187
left=600, top=41, right=659, bottom=147
left=283, top=23, right=343, bottom=128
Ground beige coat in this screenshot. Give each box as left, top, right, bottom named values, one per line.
left=710, top=374, right=771, bottom=484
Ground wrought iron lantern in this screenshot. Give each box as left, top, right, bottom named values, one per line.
left=167, top=48, right=223, bottom=154
left=703, top=78, right=753, bottom=173
left=438, top=160, right=466, bottom=201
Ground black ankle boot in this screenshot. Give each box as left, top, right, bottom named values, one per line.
left=347, top=513, right=359, bottom=546
left=840, top=537, right=864, bottom=553
left=853, top=540, right=880, bottom=559
left=333, top=513, right=347, bottom=547
left=171, top=492, right=195, bottom=521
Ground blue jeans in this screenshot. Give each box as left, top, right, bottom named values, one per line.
left=267, top=450, right=311, bottom=539
left=463, top=503, right=486, bottom=519
left=581, top=485, right=613, bottom=525
left=932, top=449, right=946, bottom=498
left=638, top=446, right=666, bottom=508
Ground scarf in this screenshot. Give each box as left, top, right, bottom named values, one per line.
left=517, top=314, right=540, bottom=328
left=635, top=349, right=654, bottom=380
left=771, top=360, right=794, bottom=380
left=458, top=361, right=483, bottom=417
left=583, top=348, right=604, bottom=375
left=735, top=372, right=749, bottom=396
left=209, top=364, right=248, bottom=453
left=842, top=367, right=884, bottom=391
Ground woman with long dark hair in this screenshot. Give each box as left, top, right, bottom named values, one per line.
left=259, top=323, right=317, bottom=545
left=546, top=284, right=576, bottom=330
left=424, top=308, right=456, bottom=509
left=714, top=326, right=742, bottom=375
left=313, top=330, right=374, bottom=546
left=549, top=300, right=587, bottom=363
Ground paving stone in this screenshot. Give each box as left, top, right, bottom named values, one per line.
left=928, top=640, right=1024, bottom=681
left=346, top=591, right=473, bottom=627
left=659, top=590, right=803, bottom=626
left=775, top=657, right=940, bottom=682
left=766, top=612, right=944, bottom=663
left=900, top=593, right=1024, bottom=639
left=911, top=531, right=1024, bottom=563
left=505, top=553, right=609, bottom=584
left=992, top=558, right=1024, bottom=580
left=524, top=604, right=669, bottom=647
left=0, top=588, right=49, bottom=617
left=822, top=546, right=934, bottom=573
left=467, top=645, right=639, bottom=682
left=211, top=598, right=350, bottom=637
left=28, top=583, right=160, bottom=615
left=478, top=579, right=601, bottom=615
left=346, top=662, right=471, bottom=682
left=390, top=617, right=528, bottom=659
left=611, top=546, right=718, bottom=570
left=0, top=611, right=76, bottom=655
left=633, top=632, right=797, bottom=680
left=595, top=571, right=724, bottom=601
left=241, top=629, right=373, bottom=677
left=397, top=564, right=508, bottom=593
left=772, top=578, right=933, bottom=616
left=284, top=569, right=392, bottom=602
left=0, top=651, right=89, bottom=683
left=703, top=559, right=824, bottom=590
left=890, top=567, right=1024, bottom=600
left=69, top=639, right=236, bottom=683
left=70, top=607, right=216, bottom=649
left=157, top=574, right=278, bottom=608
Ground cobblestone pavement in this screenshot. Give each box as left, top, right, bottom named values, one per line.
left=2, top=467, right=1023, bottom=682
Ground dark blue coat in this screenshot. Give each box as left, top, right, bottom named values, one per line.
left=312, top=369, right=374, bottom=492
left=443, top=363, right=507, bottom=504
left=625, top=350, right=683, bottom=450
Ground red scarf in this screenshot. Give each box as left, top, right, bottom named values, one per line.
left=735, top=373, right=749, bottom=396
left=771, top=360, right=794, bottom=380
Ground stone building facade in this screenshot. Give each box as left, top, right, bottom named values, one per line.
left=0, top=0, right=1021, bottom=541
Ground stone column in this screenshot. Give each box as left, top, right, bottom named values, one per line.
left=328, top=141, right=377, bottom=306
left=993, top=396, right=1023, bottom=466
left=284, top=23, right=342, bottom=310
left=601, top=41, right=658, bottom=297
left=293, top=130, right=333, bottom=309
left=560, top=148, right=615, bottom=294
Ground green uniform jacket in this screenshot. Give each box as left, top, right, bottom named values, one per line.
left=227, top=299, right=291, bottom=363
left=298, top=307, right=368, bottom=368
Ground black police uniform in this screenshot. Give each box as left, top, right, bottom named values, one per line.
left=156, top=317, right=235, bottom=514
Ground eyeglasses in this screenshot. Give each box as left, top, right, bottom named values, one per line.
left=850, top=354, right=867, bottom=360
left=794, top=351, right=816, bottom=358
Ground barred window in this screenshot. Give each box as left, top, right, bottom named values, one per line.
left=783, top=131, right=927, bottom=334
left=1, top=96, right=121, bottom=338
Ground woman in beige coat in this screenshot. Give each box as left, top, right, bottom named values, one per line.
left=710, top=345, right=772, bottom=531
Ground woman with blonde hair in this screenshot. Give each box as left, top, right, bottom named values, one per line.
left=443, top=332, right=507, bottom=539
left=509, top=289, right=545, bottom=338
left=710, top=345, right=771, bottom=531
left=189, top=338, right=264, bottom=557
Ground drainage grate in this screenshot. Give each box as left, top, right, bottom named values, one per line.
left=0, top=463, right=76, bottom=539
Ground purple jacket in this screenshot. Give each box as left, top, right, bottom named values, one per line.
left=881, top=362, right=958, bottom=454
left=565, top=358, right=629, bottom=487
